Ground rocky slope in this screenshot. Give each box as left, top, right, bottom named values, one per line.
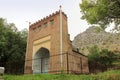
left=72, top=26, right=120, bottom=55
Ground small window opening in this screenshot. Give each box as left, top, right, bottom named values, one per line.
left=38, top=25, right=41, bottom=31
left=44, top=22, right=47, bottom=28
left=33, top=28, right=36, bottom=32
left=50, top=19, right=54, bottom=26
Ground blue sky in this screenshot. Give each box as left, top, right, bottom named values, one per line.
left=0, top=0, right=89, bottom=40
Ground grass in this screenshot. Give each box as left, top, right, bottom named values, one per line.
left=4, top=70, right=120, bottom=80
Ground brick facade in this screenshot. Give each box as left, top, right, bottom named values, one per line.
left=24, top=11, right=89, bottom=74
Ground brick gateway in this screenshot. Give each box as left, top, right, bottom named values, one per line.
left=24, top=10, right=89, bottom=74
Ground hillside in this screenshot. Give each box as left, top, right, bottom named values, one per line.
left=72, top=26, right=120, bottom=55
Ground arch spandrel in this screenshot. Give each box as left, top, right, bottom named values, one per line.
left=33, top=35, right=51, bottom=56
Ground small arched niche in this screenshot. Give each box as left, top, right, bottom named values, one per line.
left=33, top=47, right=50, bottom=74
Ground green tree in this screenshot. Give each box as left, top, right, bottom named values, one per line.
left=88, top=45, right=100, bottom=62
left=80, top=0, right=120, bottom=30
left=0, top=18, right=28, bottom=74
left=88, top=45, right=117, bottom=73
left=99, top=49, right=116, bottom=68
left=88, top=45, right=101, bottom=73
left=0, top=18, right=7, bottom=61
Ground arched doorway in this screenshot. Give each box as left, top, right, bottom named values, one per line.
left=33, top=47, right=50, bottom=74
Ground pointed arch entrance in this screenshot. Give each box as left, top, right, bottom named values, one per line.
left=33, top=47, right=50, bottom=74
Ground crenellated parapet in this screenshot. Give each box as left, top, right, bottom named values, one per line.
left=30, top=11, right=67, bottom=28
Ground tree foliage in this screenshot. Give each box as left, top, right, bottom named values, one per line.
left=80, top=0, right=120, bottom=30
left=88, top=45, right=100, bottom=62
left=0, top=18, right=28, bottom=74
left=88, top=45, right=117, bottom=73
